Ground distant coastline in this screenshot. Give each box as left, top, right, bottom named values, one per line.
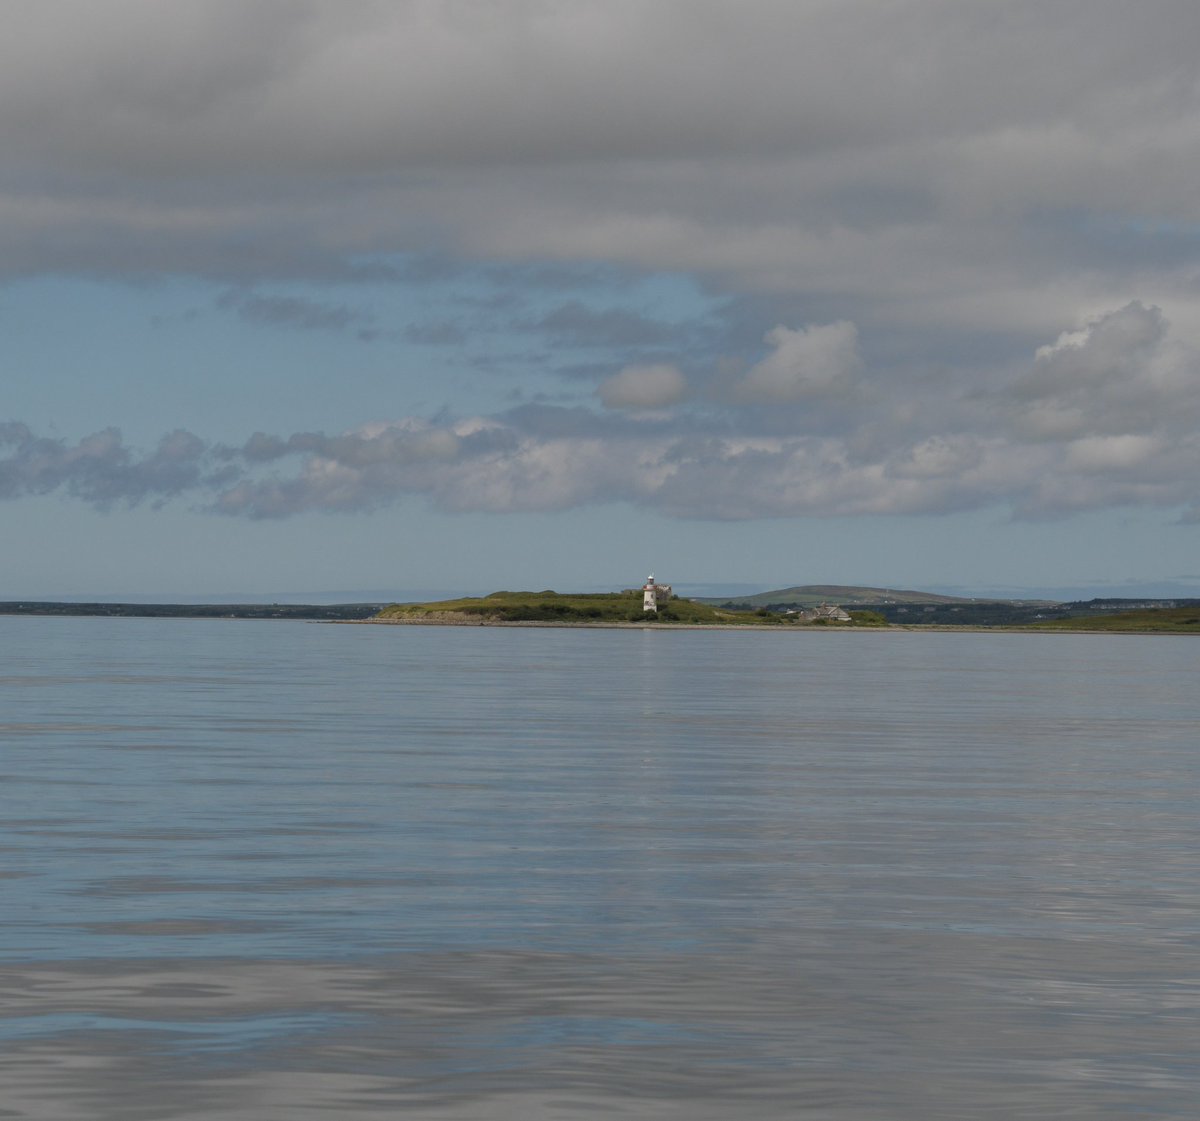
left=0, top=602, right=382, bottom=621
left=1, top=595, right=1197, bottom=634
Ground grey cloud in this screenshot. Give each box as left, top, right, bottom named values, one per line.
left=238, top=432, right=290, bottom=463
left=0, top=0, right=1197, bottom=358
left=0, top=424, right=207, bottom=508
left=217, top=290, right=376, bottom=337
left=1014, top=302, right=1167, bottom=402
left=527, top=302, right=677, bottom=348
left=8, top=2, right=1193, bottom=174
left=404, top=321, right=467, bottom=346
left=598, top=364, right=687, bottom=410
left=1006, top=302, right=1200, bottom=441
left=473, top=262, right=632, bottom=295
left=212, top=422, right=471, bottom=518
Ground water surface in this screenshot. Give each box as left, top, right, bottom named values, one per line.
left=1, top=618, right=1198, bottom=1118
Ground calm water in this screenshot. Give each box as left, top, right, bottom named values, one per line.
left=1, top=617, right=1198, bottom=1119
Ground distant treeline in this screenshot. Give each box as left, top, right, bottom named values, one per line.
left=0, top=602, right=383, bottom=620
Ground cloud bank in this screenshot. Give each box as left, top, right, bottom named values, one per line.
left=2, top=0, right=1199, bottom=337
left=5, top=304, right=1197, bottom=521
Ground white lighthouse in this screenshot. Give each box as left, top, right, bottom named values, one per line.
left=642, top=574, right=672, bottom=612
left=643, top=574, right=658, bottom=612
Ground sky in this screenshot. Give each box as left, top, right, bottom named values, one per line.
left=4, top=0, right=1200, bottom=601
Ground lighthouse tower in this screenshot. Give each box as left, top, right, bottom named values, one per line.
left=642, top=574, right=658, bottom=613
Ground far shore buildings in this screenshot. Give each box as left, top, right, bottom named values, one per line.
left=642, top=574, right=672, bottom=613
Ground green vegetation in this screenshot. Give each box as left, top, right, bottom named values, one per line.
left=848, top=610, right=889, bottom=626
left=1030, top=607, right=1200, bottom=633
left=375, top=590, right=895, bottom=626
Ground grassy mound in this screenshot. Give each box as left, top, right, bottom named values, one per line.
left=375, top=590, right=789, bottom=625
left=1030, top=607, right=1200, bottom=633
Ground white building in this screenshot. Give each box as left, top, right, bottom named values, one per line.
left=802, top=603, right=851, bottom=622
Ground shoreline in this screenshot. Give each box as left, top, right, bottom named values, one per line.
left=0, top=609, right=1187, bottom=636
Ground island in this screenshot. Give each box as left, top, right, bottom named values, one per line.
left=371, top=588, right=883, bottom=627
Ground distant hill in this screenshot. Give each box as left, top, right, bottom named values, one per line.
left=697, top=585, right=1051, bottom=608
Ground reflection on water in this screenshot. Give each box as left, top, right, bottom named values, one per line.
left=1, top=617, right=1199, bottom=1118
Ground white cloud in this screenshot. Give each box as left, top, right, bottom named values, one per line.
left=1064, top=434, right=1164, bottom=472
left=597, top=363, right=687, bottom=409
left=736, top=321, right=863, bottom=402
left=4, top=303, right=1200, bottom=521
left=885, top=436, right=984, bottom=480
